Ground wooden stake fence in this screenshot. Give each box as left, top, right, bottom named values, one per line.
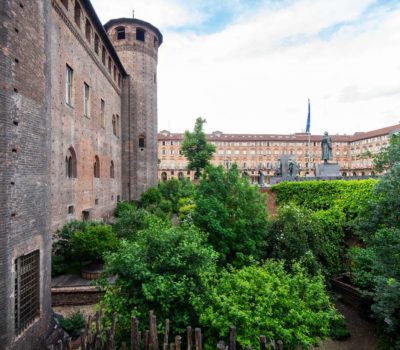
left=49, top=311, right=283, bottom=350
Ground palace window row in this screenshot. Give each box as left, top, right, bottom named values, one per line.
left=65, top=146, right=116, bottom=180
left=61, top=0, right=121, bottom=87
left=65, top=65, right=120, bottom=133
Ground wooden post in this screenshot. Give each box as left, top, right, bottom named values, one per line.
left=144, top=330, right=150, bottom=350
left=229, top=326, right=236, bottom=350
left=175, top=335, right=182, bottom=350
left=111, top=312, right=117, bottom=339
left=105, top=328, right=112, bottom=350
left=57, top=339, right=63, bottom=350
left=259, top=335, right=266, bottom=350
left=95, top=311, right=101, bottom=335
left=170, top=343, right=175, bottom=350
left=121, top=342, right=127, bottom=350
left=150, top=313, right=159, bottom=350
left=87, top=315, right=93, bottom=346
left=186, top=326, right=192, bottom=350
left=276, top=340, right=283, bottom=350
left=245, top=346, right=252, bottom=350
left=95, top=334, right=102, bottom=350
left=80, top=330, right=87, bottom=350
left=65, top=337, right=72, bottom=350
left=194, top=328, right=202, bottom=350
left=131, top=317, right=140, bottom=350
left=163, top=319, right=170, bottom=350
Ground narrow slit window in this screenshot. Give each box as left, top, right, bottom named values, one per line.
left=85, top=18, right=91, bottom=42
left=139, top=135, right=146, bottom=148
left=100, top=99, right=105, bottom=128
left=110, top=161, right=115, bottom=178
left=94, top=156, right=100, bottom=178
left=83, top=82, right=90, bottom=117
left=65, top=65, right=73, bottom=105
left=102, top=46, right=106, bottom=65
left=112, top=115, right=116, bottom=136
left=94, top=34, right=99, bottom=54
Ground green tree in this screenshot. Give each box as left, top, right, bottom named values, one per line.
left=350, top=228, right=400, bottom=347
left=266, top=205, right=345, bottom=276
left=100, top=218, right=217, bottom=342
left=181, top=117, right=215, bottom=178
left=193, top=165, right=268, bottom=266
left=192, top=261, right=340, bottom=350
left=373, top=133, right=400, bottom=172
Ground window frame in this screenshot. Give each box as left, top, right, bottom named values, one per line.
left=83, top=82, right=90, bottom=117
left=65, top=64, right=73, bottom=106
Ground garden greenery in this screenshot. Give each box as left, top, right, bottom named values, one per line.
left=192, top=261, right=341, bottom=350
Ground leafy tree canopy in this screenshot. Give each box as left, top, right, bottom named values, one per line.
left=192, top=261, right=340, bottom=350
left=180, top=117, right=216, bottom=178
left=193, top=164, right=268, bottom=266
left=101, top=217, right=218, bottom=342
left=373, top=133, right=400, bottom=172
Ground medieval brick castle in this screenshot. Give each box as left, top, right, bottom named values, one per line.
left=1, top=0, right=161, bottom=348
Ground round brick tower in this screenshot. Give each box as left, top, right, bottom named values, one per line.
left=105, top=17, right=163, bottom=200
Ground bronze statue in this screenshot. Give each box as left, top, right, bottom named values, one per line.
left=288, top=158, right=296, bottom=177
left=321, top=131, right=332, bottom=163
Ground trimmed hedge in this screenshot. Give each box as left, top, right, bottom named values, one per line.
left=271, top=179, right=377, bottom=219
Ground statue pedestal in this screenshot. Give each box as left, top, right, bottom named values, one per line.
left=316, top=163, right=340, bottom=177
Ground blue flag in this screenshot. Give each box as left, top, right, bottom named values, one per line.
left=306, top=99, right=311, bottom=133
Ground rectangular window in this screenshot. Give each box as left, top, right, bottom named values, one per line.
left=65, top=65, right=73, bottom=106
left=102, top=46, right=106, bottom=65
left=83, top=83, right=90, bottom=117
left=94, top=34, right=99, bottom=54
left=74, top=2, right=81, bottom=28
left=136, top=28, right=145, bottom=41
left=108, top=57, right=112, bottom=73
left=15, top=250, right=40, bottom=336
left=100, top=99, right=105, bottom=128
left=85, top=18, right=91, bottom=42
left=117, top=27, right=125, bottom=40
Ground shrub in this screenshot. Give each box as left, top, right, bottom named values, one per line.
left=71, top=225, right=119, bottom=264
left=350, top=228, right=400, bottom=346
left=113, top=202, right=151, bottom=240
left=100, top=217, right=217, bottom=343
left=272, top=179, right=376, bottom=220
left=58, top=311, right=86, bottom=338
left=193, top=165, right=268, bottom=266
left=192, top=261, right=339, bottom=350
left=266, top=205, right=345, bottom=276
left=52, top=220, right=100, bottom=276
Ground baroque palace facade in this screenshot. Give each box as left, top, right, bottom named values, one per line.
left=0, top=0, right=161, bottom=348
left=158, top=123, right=400, bottom=184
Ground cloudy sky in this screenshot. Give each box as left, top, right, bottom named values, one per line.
left=92, top=0, right=400, bottom=135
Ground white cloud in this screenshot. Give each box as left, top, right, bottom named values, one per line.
left=91, top=0, right=400, bottom=135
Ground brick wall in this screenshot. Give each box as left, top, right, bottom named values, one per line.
left=106, top=19, right=161, bottom=200
left=0, top=0, right=52, bottom=348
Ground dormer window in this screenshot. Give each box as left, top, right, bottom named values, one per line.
left=116, top=27, right=125, bottom=40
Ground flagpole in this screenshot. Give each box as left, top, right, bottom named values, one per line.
left=306, top=99, right=311, bottom=176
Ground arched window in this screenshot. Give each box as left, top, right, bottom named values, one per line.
left=139, top=134, right=146, bottom=148
left=161, top=172, right=167, bottom=181
left=353, top=172, right=357, bottom=177
left=342, top=172, right=347, bottom=177
left=65, top=146, right=77, bottom=178
left=110, top=160, right=115, bottom=179
left=116, top=26, right=125, bottom=40
left=94, top=155, right=100, bottom=178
